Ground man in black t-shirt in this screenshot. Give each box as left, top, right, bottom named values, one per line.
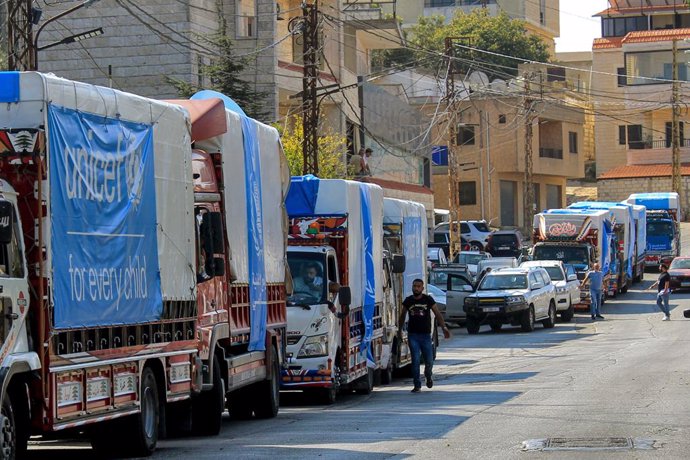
left=399, top=279, right=451, bottom=393
left=648, top=264, right=671, bottom=320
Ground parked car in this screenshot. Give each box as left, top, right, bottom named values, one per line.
left=475, top=257, right=519, bottom=285
left=520, top=260, right=578, bottom=322
left=668, top=256, right=690, bottom=291
left=426, top=283, right=447, bottom=318
left=427, top=247, right=448, bottom=269
left=486, top=229, right=526, bottom=258
left=428, top=264, right=471, bottom=292
left=453, top=251, right=492, bottom=278
left=434, top=220, right=492, bottom=251
left=462, top=267, right=557, bottom=334
left=443, top=272, right=475, bottom=327
left=430, top=231, right=471, bottom=256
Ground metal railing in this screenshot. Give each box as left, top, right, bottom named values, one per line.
left=628, top=139, right=690, bottom=150
left=539, top=148, right=563, bottom=159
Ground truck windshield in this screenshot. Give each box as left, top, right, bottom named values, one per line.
left=647, top=221, right=673, bottom=236
left=533, top=245, right=589, bottom=266
left=287, top=253, right=327, bottom=305
left=479, top=274, right=528, bottom=290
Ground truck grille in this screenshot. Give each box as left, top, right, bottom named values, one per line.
left=287, top=336, right=302, bottom=346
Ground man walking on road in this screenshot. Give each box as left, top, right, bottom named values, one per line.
left=581, top=263, right=604, bottom=321
left=648, top=264, right=671, bottom=321
left=400, top=279, right=451, bottom=393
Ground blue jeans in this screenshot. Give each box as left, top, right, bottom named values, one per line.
left=590, top=289, right=601, bottom=316
left=656, top=292, right=670, bottom=316
left=408, top=332, right=434, bottom=388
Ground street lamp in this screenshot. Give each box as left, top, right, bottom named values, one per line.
left=33, top=0, right=103, bottom=69
left=38, top=27, right=104, bottom=51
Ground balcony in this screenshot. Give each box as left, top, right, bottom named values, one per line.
left=342, top=0, right=403, bottom=49
left=626, top=139, right=690, bottom=165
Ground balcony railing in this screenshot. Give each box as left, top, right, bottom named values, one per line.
left=425, top=0, right=496, bottom=5
left=628, top=139, right=690, bottom=150
left=539, top=148, right=563, bottom=159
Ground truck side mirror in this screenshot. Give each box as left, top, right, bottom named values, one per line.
left=392, top=254, right=406, bottom=274
left=203, top=212, right=225, bottom=255
left=213, top=257, right=225, bottom=277
left=0, top=201, right=13, bottom=244
left=338, top=286, right=351, bottom=306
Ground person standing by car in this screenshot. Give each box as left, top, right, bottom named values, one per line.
left=399, top=279, right=451, bottom=393
left=581, top=263, right=604, bottom=321
left=648, top=264, right=671, bottom=321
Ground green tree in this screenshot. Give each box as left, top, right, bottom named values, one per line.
left=376, top=10, right=551, bottom=78
left=166, top=34, right=269, bottom=121
left=275, top=115, right=350, bottom=179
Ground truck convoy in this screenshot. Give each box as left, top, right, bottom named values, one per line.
left=282, top=177, right=385, bottom=403
left=628, top=203, right=647, bottom=281
left=532, top=209, right=615, bottom=307
left=382, top=198, right=428, bottom=380
left=0, top=72, right=287, bottom=457
left=568, top=201, right=636, bottom=293
left=625, top=193, right=681, bottom=267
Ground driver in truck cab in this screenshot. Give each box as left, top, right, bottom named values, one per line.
left=293, top=262, right=324, bottom=299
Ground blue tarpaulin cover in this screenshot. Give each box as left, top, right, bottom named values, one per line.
left=0, top=72, right=20, bottom=103
left=286, top=175, right=321, bottom=217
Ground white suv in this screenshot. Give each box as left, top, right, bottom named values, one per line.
left=520, top=260, right=579, bottom=322
left=434, top=220, right=492, bottom=251
left=462, top=267, right=557, bottom=334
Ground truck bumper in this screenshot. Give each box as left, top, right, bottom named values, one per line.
left=281, top=356, right=334, bottom=389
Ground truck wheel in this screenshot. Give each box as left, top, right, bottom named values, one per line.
left=355, top=368, right=374, bottom=395
left=542, top=302, right=556, bottom=329
left=380, top=358, right=394, bottom=385
left=192, top=358, right=224, bottom=435
left=254, top=346, right=280, bottom=419
left=228, top=386, right=254, bottom=420
left=469, top=241, right=483, bottom=251
left=489, top=322, right=502, bottom=332
left=521, top=306, right=535, bottom=332
left=310, top=386, right=337, bottom=405
left=621, top=282, right=628, bottom=294
left=561, top=302, right=574, bottom=322
left=0, top=392, right=17, bottom=460
left=466, top=318, right=480, bottom=334
left=125, top=367, right=159, bottom=456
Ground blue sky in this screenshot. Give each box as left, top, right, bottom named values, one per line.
left=555, top=0, right=609, bottom=53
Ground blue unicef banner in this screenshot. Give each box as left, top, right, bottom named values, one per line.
left=48, top=105, right=162, bottom=328
left=241, top=116, right=268, bottom=352
left=403, top=217, right=423, bottom=296
left=359, top=185, right=376, bottom=367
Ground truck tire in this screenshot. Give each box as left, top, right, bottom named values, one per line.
left=191, top=358, right=224, bottom=435
left=310, top=386, right=337, bottom=405
left=1, top=391, right=17, bottom=460
left=380, top=358, right=394, bottom=385
left=542, top=302, right=556, bottom=329
left=466, top=318, right=480, bottom=334
left=561, top=302, right=574, bottom=322
left=228, top=386, right=254, bottom=420
left=254, top=346, right=280, bottom=419
left=126, top=367, right=160, bottom=456
left=490, top=322, right=502, bottom=332
left=521, top=306, right=535, bottom=332
left=355, top=368, right=374, bottom=395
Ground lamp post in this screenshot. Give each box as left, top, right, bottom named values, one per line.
left=33, top=0, right=102, bottom=70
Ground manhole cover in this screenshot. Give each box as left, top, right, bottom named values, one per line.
left=523, top=437, right=655, bottom=451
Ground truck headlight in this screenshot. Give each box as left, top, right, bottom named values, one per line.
left=506, top=295, right=525, bottom=304
left=464, top=297, right=478, bottom=306
left=297, top=334, right=328, bottom=358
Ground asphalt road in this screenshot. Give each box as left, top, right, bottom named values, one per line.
left=28, top=224, right=690, bottom=459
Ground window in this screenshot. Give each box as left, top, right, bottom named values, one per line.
left=457, top=126, right=475, bottom=146
left=617, top=67, right=627, bottom=87
left=602, top=16, right=647, bottom=37
left=460, top=223, right=471, bottom=234
left=458, top=181, right=477, bottom=205
left=665, top=122, right=685, bottom=148
left=0, top=205, right=24, bottom=279
left=625, top=50, right=690, bottom=85
left=547, top=67, right=566, bottom=82
left=498, top=114, right=506, bottom=124
left=432, top=145, right=449, bottom=166
left=568, top=132, right=578, bottom=153
left=546, top=184, right=562, bottom=209
left=619, top=126, right=627, bottom=145
left=236, top=0, right=256, bottom=38
left=627, top=124, right=643, bottom=149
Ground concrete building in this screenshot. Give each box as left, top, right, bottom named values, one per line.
left=431, top=94, right=585, bottom=228
left=591, top=0, right=690, bottom=208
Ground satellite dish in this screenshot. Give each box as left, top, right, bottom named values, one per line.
left=467, top=71, right=490, bottom=91
left=507, top=78, right=524, bottom=93
left=490, top=78, right=507, bottom=93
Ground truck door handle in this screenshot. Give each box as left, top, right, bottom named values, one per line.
left=5, top=313, right=18, bottom=320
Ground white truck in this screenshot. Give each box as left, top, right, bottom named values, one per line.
left=626, top=192, right=680, bottom=267
left=532, top=209, right=615, bottom=308
left=627, top=203, right=647, bottom=281
left=282, top=177, right=384, bottom=404
left=569, top=202, right=635, bottom=295
left=382, top=197, right=427, bottom=380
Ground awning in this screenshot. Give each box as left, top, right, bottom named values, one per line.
left=165, top=98, right=227, bottom=142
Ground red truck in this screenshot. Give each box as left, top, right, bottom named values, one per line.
left=0, top=72, right=287, bottom=457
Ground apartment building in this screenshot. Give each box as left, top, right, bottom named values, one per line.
left=591, top=0, right=690, bottom=207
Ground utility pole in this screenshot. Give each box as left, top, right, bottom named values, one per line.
left=522, top=72, right=536, bottom=232
left=445, top=37, right=461, bottom=262
left=301, top=0, right=320, bottom=176
left=7, top=0, right=35, bottom=70
left=672, top=38, right=683, bottom=212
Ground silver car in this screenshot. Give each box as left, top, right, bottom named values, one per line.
left=443, top=273, right=475, bottom=327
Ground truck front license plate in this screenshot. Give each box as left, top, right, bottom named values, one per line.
left=681, top=282, right=690, bottom=287
left=483, top=307, right=500, bottom=312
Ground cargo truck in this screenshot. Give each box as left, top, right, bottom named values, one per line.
left=569, top=202, right=635, bottom=295
left=281, top=177, right=384, bottom=404
left=625, top=193, right=680, bottom=267
left=382, top=198, right=428, bottom=380
left=627, top=203, right=647, bottom=282
left=0, top=72, right=286, bottom=457
left=532, top=209, right=615, bottom=308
